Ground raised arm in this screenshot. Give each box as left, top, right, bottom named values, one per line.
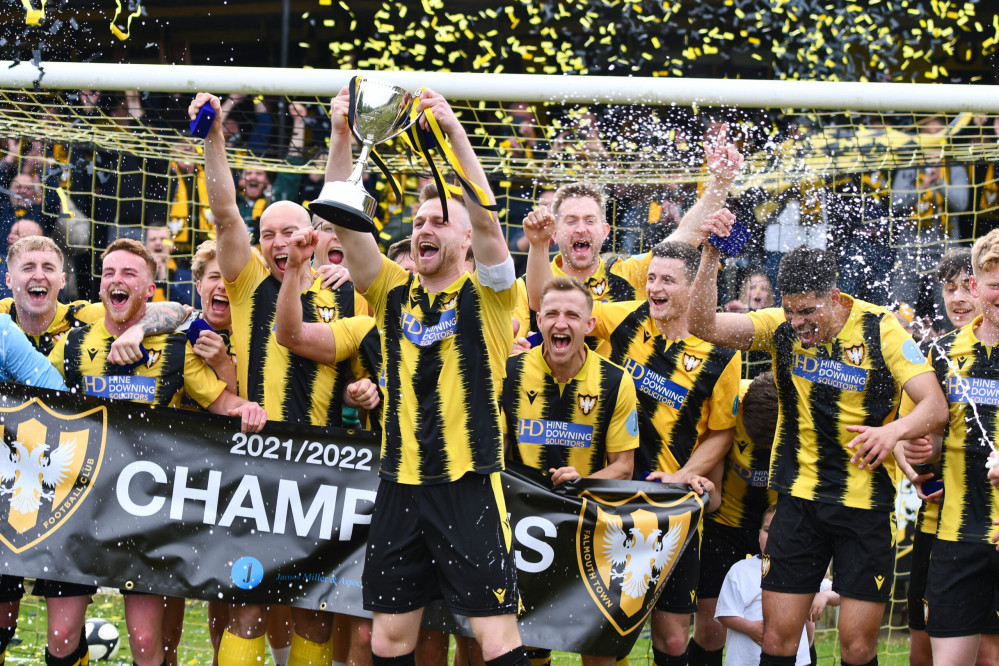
left=274, top=227, right=337, bottom=364
left=415, top=89, right=507, bottom=267
left=667, top=125, right=745, bottom=247
left=687, top=209, right=757, bottom=351
left=189, top=92, right=252, bottom=283
left=523, top=206, right=557, bottom=311
left=324, top=86, right=384, bottom=293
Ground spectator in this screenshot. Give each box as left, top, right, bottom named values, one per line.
left=617, top=181, right=691, bottom=254
left=145, top=222, right=194, bottom=306
left=6, top=218, right=44, bottom=249
left=218, top=94, right=274, bottom=157
left=1, top=173, right=45, bottom=240
left=724, top=270, right=775, bottom=313
left=891, top=119, right=970, bottom=322
left=760, top=174, right=831, bottom=306
left=835, top=171, right=894, bottom=306
left=237, top=168, right=271, bottom=242
left=166, top=141, right=211, bottom=252
left=508, top=187, right=554, bottom=274
left=0, top=218, right=45, bottom=300
left=272, top=103, right=326, bottom=207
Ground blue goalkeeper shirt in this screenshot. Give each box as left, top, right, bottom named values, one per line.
left=0, top=314, right=68, bottom=390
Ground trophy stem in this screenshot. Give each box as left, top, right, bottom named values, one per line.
left=348, top=141, right=374, bottom=185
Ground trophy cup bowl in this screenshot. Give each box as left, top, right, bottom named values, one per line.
left=310, top=78, right=417, bottom=233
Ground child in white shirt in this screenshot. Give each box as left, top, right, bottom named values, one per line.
left=715, top=506, right=817, bottom=665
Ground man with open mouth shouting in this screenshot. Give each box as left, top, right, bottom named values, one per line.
left=192, top=90, right=369, bottom=666
left=0, top=234, right=190, bottom=666
left=523, top=127, right=744, bottom=315
left=526, top=216, right=740, bottom=666
left=47, top=238, right=267, bottom=666
left=325, top=86, right=529, bottom=666
left=688, top=208, right=948, bottom=666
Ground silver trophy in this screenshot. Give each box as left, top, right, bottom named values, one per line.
left=310, top=77, right=418, bottom=232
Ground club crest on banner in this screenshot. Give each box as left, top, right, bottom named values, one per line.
left=576, top=488, right=700, bottom=635
left=0, top=398, right=107, bottom=554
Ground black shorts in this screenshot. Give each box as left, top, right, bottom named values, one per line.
left=908, top=528, right=934, bottom=631
left=926, top=539, right=999, bottom=638
left=761, top=494, right=895, bottom=602
left=655, top=530, right=700, bottom=614
left=0, top=576, right=24, bottom=603
left=698, top=520, right=758, bottom=600
left=32, top=579, right=98, bottom=599
left=362, top=473, right=518, bottom=617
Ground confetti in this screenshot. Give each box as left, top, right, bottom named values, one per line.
left=286, top=0, right=994, bottom=83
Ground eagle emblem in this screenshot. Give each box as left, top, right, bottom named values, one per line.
left=437, top=292, right=459, bottom=311
left=576, top=489, right=701, bottom=635
left=590, top=278, right=607, bottom=297
left=682, top=353, right=701, bottom=372
left=603, top=520, right=683, bottom=600
left=844, top=344, right=865, bottom=366
left=0, top=395, right=107, bottom=554
left=145, top=349, right=161, bottom=368
left=0, top=439, right=77, bottom=515
left=578, top=394, right=598, bottom=416
left=762, top=554, right=771, bottom=578
left=317, top=306, right=335, bottom=323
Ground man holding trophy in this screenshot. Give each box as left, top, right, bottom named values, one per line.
left=319, top=81, right=529, bottom=666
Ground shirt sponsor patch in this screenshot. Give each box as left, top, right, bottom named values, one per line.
left=622, top=358, right=688, bottom=408
left=517, top=418, right=593, bottom=448
left=625, top=409, right=639, bottom=437
left=947, top=375, right=999, bottom=406
left=402, top=308, right=457, bottom=347
left=83, top=375, right=157, bottom=402
left=902, top=338, right=927, bottom=364
left=733, top=462, right=769, bottom=488
left=792, top=354, right=868, bottom=392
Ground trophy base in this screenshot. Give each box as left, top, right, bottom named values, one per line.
left=309, top=199, right=376, bottom=233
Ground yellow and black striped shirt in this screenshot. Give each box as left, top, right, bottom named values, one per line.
left=48, top=318, right=227, bottom=409
left=592, top=300, right=741, bottom=477
left=329, top=315, right=384, bottom=430
left=225, top=258, right=366, bottom=426
left=748, top=295, right=933, bottom=510
left=929, top=319, right=999, bottom=544
left=710, top=379, right=778, bottom=530
left=364, top=256, right=515, bottom=485
left=551, top=253, right=652, bottom=303
left=0, top=298, right=104, bottom=356
left=501, top=346, right=639, bottom=476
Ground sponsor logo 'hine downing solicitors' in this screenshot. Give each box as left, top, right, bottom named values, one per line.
left=0, top=398, right=107, bottom=554
left=576, top=489, right=699, bottom=635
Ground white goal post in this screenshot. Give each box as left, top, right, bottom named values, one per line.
left=2, top=60, right=999, bottom=112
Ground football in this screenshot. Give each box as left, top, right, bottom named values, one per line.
left=85, top=618, right=120, bottom=661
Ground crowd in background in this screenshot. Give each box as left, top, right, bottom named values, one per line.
left=1, top=90, right=998, bottom=338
